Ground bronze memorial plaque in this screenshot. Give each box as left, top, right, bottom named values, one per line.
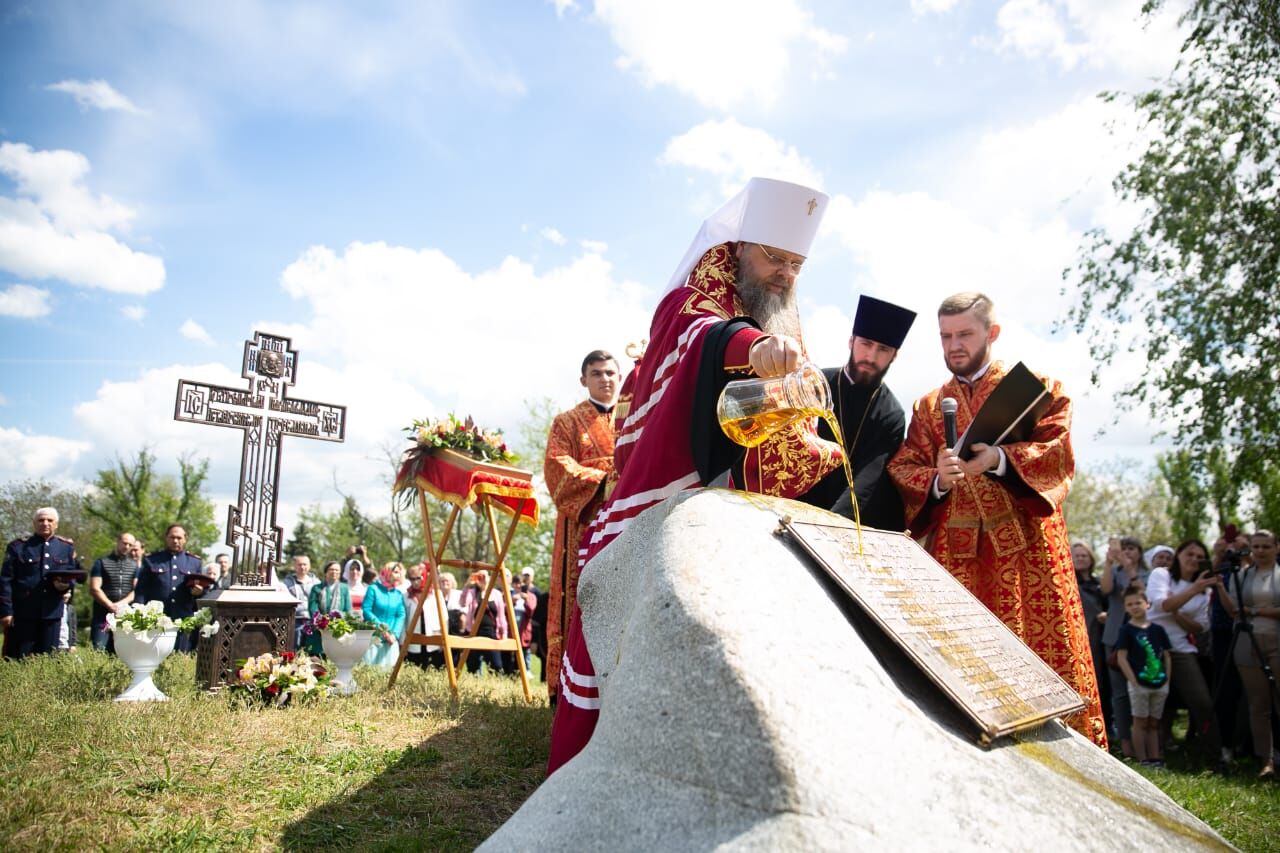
left=781, top=517, right=1084, bottom=742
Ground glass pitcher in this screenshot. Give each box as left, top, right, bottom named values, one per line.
left=717, top=361, right=831, bottom=448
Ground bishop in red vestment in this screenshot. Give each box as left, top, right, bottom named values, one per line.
left=887, top=292, right=1107, bottom=748
left=547, top=178, right=843, bottom=773
left=543, top=352, right=620, bottom=702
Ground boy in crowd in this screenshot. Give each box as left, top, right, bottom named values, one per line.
left=1115, top=585, right=1173, bottom=767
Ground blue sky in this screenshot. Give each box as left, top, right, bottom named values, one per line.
left=0, top=0, right=1187, bottom=543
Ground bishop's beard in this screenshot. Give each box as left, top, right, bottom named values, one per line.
left=738, top=271, right=802, bottom=340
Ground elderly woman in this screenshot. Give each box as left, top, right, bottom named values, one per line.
left=361, top=563, right=406, bottom=670
left=1232, top=530, right=1279, bottom=779
left=1100, top=536, right=1151, bottom=758
left=1146, top=539, right=1229, bottom=768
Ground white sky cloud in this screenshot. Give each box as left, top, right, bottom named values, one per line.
left=0, top=427, right=91, bottom=481
left=581, top=239, right=608, bottom=253
left=593, top=0, right=846, bottom=108
left=0, top=284, right=53, bottom=318
left=67, top=241, right=656, bottom=537
left=911, top=0, right=961, bottom=15
left=990, top=0, right=1186, bottom=75
left=550, top=0, right=580, bottom=17
left=180, top=319, right=214, bottom=344
left=154, top=4, right=527, bottom=105
left=662, top=118, right=824, bottom=198
left=0, top=142, right=165, bottom=295
left=45, top=79, right=148, bottom=115
left=121, top=304, right=147, bottom=322
left=540, top=226, right=567, bottom=245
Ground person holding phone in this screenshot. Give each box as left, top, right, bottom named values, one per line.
left=1146, top=538, right=1231, bottom=769
left=1099, top=535, right=1150, bottom=758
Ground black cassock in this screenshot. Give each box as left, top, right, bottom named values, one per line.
left=803, top=366, right=907, bottom=532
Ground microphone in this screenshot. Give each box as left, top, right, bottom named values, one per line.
left=941, top=397, right=958, bottom=450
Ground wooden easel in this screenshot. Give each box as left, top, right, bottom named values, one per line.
left=388, top=485, right=534, bottom=701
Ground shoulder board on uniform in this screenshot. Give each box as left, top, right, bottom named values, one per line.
left=7, top=537, right=22, bottom=548
left=55, top=535, right=74, bottom=544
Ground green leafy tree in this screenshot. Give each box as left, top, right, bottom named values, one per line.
left=1063, top=459, right=1175, bottom=554
left=1157, top=450, right=1210, bottom=542
left=1066, top=1, right=1280, bottom=487
left=284, top=518, right=319, bottom=562
left=82, top=450, right=219, bottom=557
left=0, top=479, right=105, bottom=550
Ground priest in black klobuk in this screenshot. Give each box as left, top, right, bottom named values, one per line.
left=808, top=295, right=916, bottom=531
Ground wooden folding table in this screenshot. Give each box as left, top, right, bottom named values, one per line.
left=388, top=448, right=538, bottom=702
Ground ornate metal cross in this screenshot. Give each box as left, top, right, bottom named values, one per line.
left=174, top=331, right=346, bottom=585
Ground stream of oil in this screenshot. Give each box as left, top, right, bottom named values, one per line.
left=720, top=406, right=864, bottom=553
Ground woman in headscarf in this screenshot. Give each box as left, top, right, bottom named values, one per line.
left=345, top=558, right=368, bottom=619
left=361, top=562, right=406, bottom=670
left=303, top=560, right=352, bottom=657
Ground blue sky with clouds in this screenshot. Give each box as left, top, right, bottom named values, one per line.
left=0, top=0, right=1188, bottom=541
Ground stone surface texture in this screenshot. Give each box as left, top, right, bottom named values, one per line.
left=482, top=489, right=1232, bottom=852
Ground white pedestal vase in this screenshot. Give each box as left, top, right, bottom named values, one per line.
left=114, top=630, right=178, bottom=702
left=322, top=629, right=374, bottom=695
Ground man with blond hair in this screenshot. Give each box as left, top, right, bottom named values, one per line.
left=888, top=292, right=1106, bottom=748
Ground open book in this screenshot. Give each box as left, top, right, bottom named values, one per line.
left=955, top=362, right=1051, bottom=460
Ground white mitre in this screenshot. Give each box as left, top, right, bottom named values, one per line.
left=664, top=177, right=830, bottom=295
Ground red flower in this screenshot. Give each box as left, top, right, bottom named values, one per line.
left=281, top=651, right=295, bottom=662
left=266, top=684, right=280, bottom=696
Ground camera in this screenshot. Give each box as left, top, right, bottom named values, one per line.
left=1219, top=546, right=1250, bottom=571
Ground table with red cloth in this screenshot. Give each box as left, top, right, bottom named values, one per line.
left=389, top=449, right=537, bottom=700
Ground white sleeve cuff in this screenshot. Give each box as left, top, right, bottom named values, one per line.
left=932, top=475, right=949, bottom=499
left=991, top=447, right=1008, bottom=476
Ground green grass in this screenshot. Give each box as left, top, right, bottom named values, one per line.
left=0, top=650, right=551, bottom=852
left=1, top=651, right=1276, bottom=851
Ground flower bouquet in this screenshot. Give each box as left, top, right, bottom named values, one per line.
left=394, top=413, right=526, bottom=502
left=408, top=413, right=516, bottom=463
left=231, top=650, right=332, bottom=707
left=106, top=601, right=221, bottom=639
left=108, top=603, right=218, bottom=702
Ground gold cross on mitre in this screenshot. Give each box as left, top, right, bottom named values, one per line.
left=807, top=198, right=818, bottom=215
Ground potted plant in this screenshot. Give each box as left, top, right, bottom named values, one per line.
left=230, top=650, right=332, bottom=706
left=303, top=610, right=378, bottom=695
left=107, top=602, right=219, bottom=702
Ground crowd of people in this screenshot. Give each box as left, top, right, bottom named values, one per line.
left=1071, top=530, right=1280, bottom=778
left=0, top=511, right=546, bottom=680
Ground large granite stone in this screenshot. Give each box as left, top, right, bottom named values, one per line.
left=482, top=489, right=1232, bottom=851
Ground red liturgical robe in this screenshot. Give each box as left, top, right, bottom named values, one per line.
left=887, top=361, right=1107, bottom=748
left=543, top=398, right=616, bottom=701
left=546, top=242, right=844, bottom=773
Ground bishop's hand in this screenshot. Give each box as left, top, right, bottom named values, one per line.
left=749, top=334, right=803, bottom=378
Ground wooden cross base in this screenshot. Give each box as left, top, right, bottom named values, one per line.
left=388, top=486, right=534, bottom=702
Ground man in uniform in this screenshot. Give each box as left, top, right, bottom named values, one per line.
left=807, top=295, right=916, bottom=531
left=548, top=177, right=840, bottom=772
left=1, top=507, right=83, bottom=658
left=543, top=349, right=619, bottom=704
left=135, top=524, right=212, bottom=652
left=89, top=531, right=139, bottom=653
left=887, top=291, right=1106, bottom=747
